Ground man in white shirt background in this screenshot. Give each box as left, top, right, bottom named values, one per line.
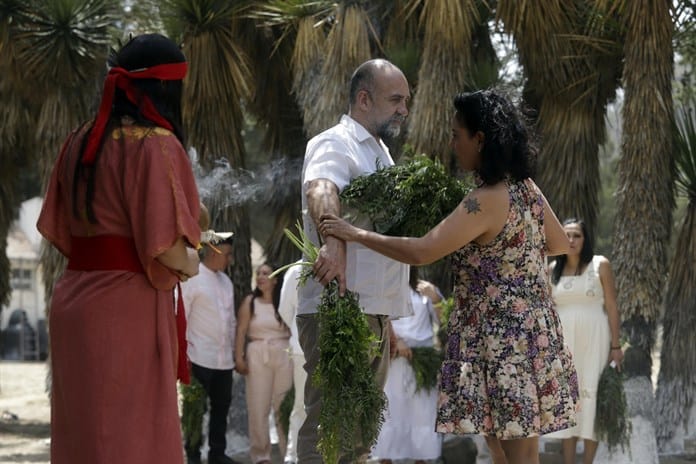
left=182, top=236, right=238, bottom=464
left=277, top=261, right=306, bottom=464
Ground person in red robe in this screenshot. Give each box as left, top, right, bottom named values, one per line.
left=37, top=33, right=201, bottom=464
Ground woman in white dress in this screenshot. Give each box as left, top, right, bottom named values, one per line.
left=372, top=267, right=443, bottom=464
left=547, top=219, right=624, bottom=464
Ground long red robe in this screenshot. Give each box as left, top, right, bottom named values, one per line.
left=37, top=124, right=200, bottom=464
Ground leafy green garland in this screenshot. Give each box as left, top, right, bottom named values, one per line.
left=340, top=154, right=471, bottom=237
left=409, top=346, right=444, bottom=392
left=595, top=363, right=632, bottom=452
left=180, top=376, right=207, bottom=447
left=273, top=225, right=386, bottom=463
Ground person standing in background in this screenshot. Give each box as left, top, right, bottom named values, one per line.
left=235, top=263, right=293, bottom=464
left=546, top=218, right=623, bottom=464
left=182, top=236, right=238, bottom=464
left=277, top=260, right=307, bottom=464
left=372, top=266, right=442, bottom=464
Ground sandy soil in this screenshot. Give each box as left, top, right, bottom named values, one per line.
left=0, top=362, right=51, bottom=464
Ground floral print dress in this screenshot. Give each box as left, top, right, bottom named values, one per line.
left=436, top=179, right=579, bottom=439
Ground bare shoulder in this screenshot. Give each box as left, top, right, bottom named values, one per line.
left=462, top=183, right=507, bottom=215
left=596, top=255, right=614, bottom=275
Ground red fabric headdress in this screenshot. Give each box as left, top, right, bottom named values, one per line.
left=82, top=62, right=188, bottom=165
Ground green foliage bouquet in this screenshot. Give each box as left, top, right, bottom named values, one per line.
left=340, top=155, right=471, bottom=237
left=409, top=346, right=444, bottom=392
left=274, top=225, right=386, bottom=463
left=595, top=362, right=632, bottom=453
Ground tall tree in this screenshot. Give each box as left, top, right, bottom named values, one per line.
left=654, top=2, right=696, bottom=452
left=654, top=101, right=696, bottom=454
left=162, top=0, right=255, bottom=304
left=497, top=0, right=623, bottom=239
left=1, top=0, right=114, bottom=311
left=606, top=1, right=674, bottom=461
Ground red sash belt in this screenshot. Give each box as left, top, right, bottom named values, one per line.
left=66, top=235, right=191, bottom=384
left=68, top=235, right=143, bottom=272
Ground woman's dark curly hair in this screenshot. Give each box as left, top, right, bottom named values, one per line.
left=453, top=90, right=537, bottom=185
left=550, top=218, right=595, bottom=285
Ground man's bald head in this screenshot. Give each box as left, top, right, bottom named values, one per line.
left=349, top=59, right=403, bottom=106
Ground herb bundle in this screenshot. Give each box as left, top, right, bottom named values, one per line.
left=180, top=377, right=206, bottom=447
left=595, top=363, right=632, bottom=452
left=409, top=346, right=444, bottom=392
left=275, top=225, right=386, bottom=463
left=340, top=155, right=471, bottom=237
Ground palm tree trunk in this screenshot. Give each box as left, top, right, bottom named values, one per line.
left=608, top=1, right=674, bottom=462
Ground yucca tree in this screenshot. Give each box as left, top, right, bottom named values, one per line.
left=237, top=10, right=307, bottom=267
left=497, top=0, right=623, bottom=239
left=407, top=0, right=498, bottom=166
left=603, top=3, right=674, bottom=461
left=613, top=0, right=674, bottom=374
left=654, top=102, right=696, bottom=453
left=162, top=0, right=256, bottom=304
left=0, top=0, right=114, bottom=310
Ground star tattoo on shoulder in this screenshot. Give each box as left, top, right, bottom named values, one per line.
left=464, top=196, right=481, bottom=214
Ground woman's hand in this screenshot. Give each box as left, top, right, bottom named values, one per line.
left=393, top=339, right=412, bottom=361
left=609, top=347, right=624, bottom=372
left=235, top=356, right=249, bottom=375
left=319, top=214, right=359, bottom=242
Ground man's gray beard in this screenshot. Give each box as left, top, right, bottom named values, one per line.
left=377, top=120, right=402, bottom=142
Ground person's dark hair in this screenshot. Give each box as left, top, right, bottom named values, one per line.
left=250, top=263, right=286, bottom=326
left=349, top=60, right=378, bottom=105
left=453, top=89, right=537, bottom=185
left=409, top=266, right=419, bottom=291
left=551, top=218, right=595, bottom=285
left=72, top=33, right=186, bottom=223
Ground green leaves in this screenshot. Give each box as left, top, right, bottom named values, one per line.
left=595, top=364, right=632, bottom=453
left=278, top=223, right=386, bottom=463
left=409, top=346, right=443, bottom=392
left=340, top=154, right=472, bottom=238
left=674, top=103, right=696, bottom=201
left=314, top=280, right=386, bottom=463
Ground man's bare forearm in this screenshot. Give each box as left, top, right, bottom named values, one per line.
left=307, top=179, right=341, bottom=234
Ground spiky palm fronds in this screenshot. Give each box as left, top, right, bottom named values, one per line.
left=237, top=16, right=306, bottom=266
left=612, top=0, right=674, bottom=360
left=655, top=103, right=696, bottom=451
left=407, top=0, right=488, bottom=165
left=314, top=3, right=374, bottom=134
left=163, top=0, right=253, bottom=165
left=0, top=0, right=113, bottom=312
left=162, top=0, right=256, bottom=304
left=498, top=0, right=623, bottom=238
left=247, top=1, right=333, bottom=138
left=291, top=15, right=329, bottom=137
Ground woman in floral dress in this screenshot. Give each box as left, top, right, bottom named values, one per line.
left=318, top=90, right=579, bottom=463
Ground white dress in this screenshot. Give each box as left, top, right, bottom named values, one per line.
left=371, top=288, right=442, bottom=460
left=547, top=255, right=610, bottom=441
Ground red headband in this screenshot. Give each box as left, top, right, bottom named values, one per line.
left=82, top=62, right=188, bottom=165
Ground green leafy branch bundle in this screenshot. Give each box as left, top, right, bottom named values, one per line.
left=595, top=363, right=632, bottom=453
left=340, top=155, right=471, bottom=237
left=409, top=346, right=444, bottom=392
left=273, top=225, right=386, bottom=463
left=180, top=376, right=207, bottom=447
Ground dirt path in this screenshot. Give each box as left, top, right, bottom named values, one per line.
left=0, top=362, right=51, bottom=464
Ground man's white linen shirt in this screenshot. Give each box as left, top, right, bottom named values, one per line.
left=182, top=264, right=236, bottom=370
left=300, top=114, right=411, bottom=318
left=278, top=260, right=304, bottom=356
